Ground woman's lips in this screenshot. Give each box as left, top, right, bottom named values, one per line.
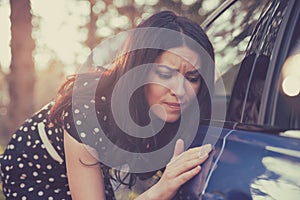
left=164, top=102, right=182, bottom=111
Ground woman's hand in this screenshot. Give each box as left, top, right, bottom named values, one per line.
left=137, top=139, right=213, bottom=200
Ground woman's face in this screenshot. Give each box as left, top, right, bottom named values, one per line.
left=144, top=46, right=201, bottom=123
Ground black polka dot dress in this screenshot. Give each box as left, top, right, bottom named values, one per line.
left=0, top=102, right=115, bottom=200
left=0, top=103, right=71, bottom=199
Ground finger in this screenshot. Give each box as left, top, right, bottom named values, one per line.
left=173, top=139, right=185, bottom=158
left=176, top=144, right=213, bottom=162
left=170, top=153, right=209, bottom=177
left=175, top=165, right=202, bottom=186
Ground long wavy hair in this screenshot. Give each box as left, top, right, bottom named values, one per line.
left=49, top=10, right=214, bottom=187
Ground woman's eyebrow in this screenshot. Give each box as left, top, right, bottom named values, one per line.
left=156, top=65, right=178, bottom=72
left=185, top=70, right=199, bottom=75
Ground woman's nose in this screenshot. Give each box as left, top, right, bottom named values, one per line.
left=171, top=75, right=186, bottom=97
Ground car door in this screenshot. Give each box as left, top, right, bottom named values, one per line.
left=193, top=0, right=300, bottom=199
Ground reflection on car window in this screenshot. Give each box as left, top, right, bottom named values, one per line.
left=227, top=0, right=289, bottom=123
left=205, top=0, right=268, bottom=97
left=275, top=33, right=300, bottom=129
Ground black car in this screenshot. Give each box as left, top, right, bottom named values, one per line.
left=186, top=0, right=300, bottom=199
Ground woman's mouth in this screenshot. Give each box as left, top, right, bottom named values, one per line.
left=164, top=102, right=182, bottom=111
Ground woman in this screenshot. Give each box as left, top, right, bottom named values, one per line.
left=0, top=10, right=214, bottom=199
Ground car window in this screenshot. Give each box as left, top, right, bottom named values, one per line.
left=205, top=0, right=269, bottom=98
left=227, top=0, right=290, bottom=123
left=274, top=19, right=300, bottom=129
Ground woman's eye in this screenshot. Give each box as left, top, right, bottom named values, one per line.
left=185, top=75, right=200, bottom=83
left=155, top=70, right=173, bottom=79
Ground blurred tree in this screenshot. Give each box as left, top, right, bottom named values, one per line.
left=86, top=0, right=99, bottom=50
left=7, top=0, right=35, bottom=134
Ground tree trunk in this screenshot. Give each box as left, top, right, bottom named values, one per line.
left=8, top=0, right=35, bottom=134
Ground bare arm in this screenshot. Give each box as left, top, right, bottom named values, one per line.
left=65, top=132, right=211, bottom=200
left=64, top=130, right=106, bottom=200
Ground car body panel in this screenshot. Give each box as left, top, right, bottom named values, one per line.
left=187, top=0, right=300, bottom=199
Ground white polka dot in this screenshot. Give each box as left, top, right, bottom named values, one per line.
left=17, top=136, right=23, bottom=142
left=46, top=164, right=52, bottom=170
left=48, top=197, right=54, bottom=200
left=74, top=109, right=80, bottom=114
left=12, top=133, right=17, bottom=139
left=38, top=113, right=43, bottom=118
left=83, top=82, right=88, bottom=86
left=76, top=120, right=82, bottom=125
left=94, top=128, right=99, bottom=133
left=23, top=127, right=28, bottom=132
left=84, top=104, right=89, bottom=109
left=36, top=164, right=41, bottom=169
left=28, top=119, right=32, bottom=123
left=20, top=183, right=25, bottom=188
left=36, top=180, right=42, bottom=183
left=28, top=187, right=34, bottom=192
left=48, top=130, right=52, bottom=135
left=49, top=177, right=55, bottom=182
left=18, top=163, right=24, bottom=168
left=5, top=166, right=9, bottom=171
left=99, top=137, right=103, bottom=142
left=19, top=126, right=24, bottom=131
left=54, top=189, right=60, bottom=193
left=64, top=112, right=69, bottom=117
left=55, top=128, right=59, bottom=133
left=33, top=155, right=39, bottom=160
left=21, top=196, right=27, bottom=200
left=22, top=154, right=28, bottom=158
left=38, top=191, right=44, bottom=196
left=33, top=172, right=38, bottom=177
left=26, top=141, right=31, bottom=146
left=31, top=126, right=36, bottom=131
left=12, top=192, right=17, bottom=197
left=28, top=162, right=33, bottom=167
left=20, top=174, right=27, bottom=179
left=90, top=99, right=95, bottom=103
left=103, top=115, right=107, bottom=121
left=80, top=132, right=86, bottom=138
left=101, top=96, right=106, bottom=101
left=66, top=123, right=71, bottom=129
left=60, top=174, right=67, bottom=178
left=17, top=157, right=21, bottom=162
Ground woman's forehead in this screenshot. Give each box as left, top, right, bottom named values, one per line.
left=156, top=47, right=200, bottom=69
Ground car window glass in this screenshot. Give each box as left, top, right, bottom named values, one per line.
left=275, top=21, right=300, bottom=129
left=205, top=0, right=269, bottom=98
left=226, top=0, right=289, bottom=123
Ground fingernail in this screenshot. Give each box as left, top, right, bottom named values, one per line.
left=199, top=144, right=212, bottom=158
